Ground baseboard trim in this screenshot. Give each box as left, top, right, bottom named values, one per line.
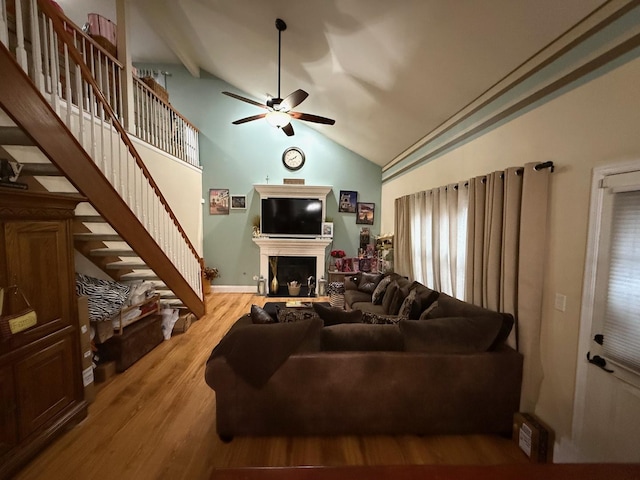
left=212, top=285, right=259, bottom=294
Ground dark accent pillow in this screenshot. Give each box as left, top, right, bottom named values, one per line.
left=356, top=272, right=383, bottom=294
left=362, top=311, right=402, bottom=325
left=371, top=275, right=392, bottom=305
left=397, top=288, right=420, bottom=319
left=411, top=282, right=439, bottom=318
left=419, top=300, right=439, bottom=320
left=251, top=304, right=276, bottom=324
left=381, top=281, right=399, bottom=313
left=321, top=323, right=403, bottom=351
left=312, top=302, right=363, bottom=326
left=400, top=315, right=504, bottom=353
left=388, top=286, right=409, bottom=316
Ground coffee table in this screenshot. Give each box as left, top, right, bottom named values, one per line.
left=263, top=301, right=330, bottom=322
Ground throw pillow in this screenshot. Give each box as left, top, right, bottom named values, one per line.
left=321, top=323, right=403, bottom=351
left=418, top=300, right=439, bottom=320
left=388, top=286, right=409, bottom=316
left=250, top=304, right=276, bottom=324
left=362, top=311, right=402, bottom=325
left=397, top=288, right=420, bottom=319
left=371, top=275, right=392, bottom=305
left=312, top=302, right=363, bottom=326
left=357, top=272, right=383, bottom=294
left=276, top=306, right=318, bottom=323
left=381, top=281, right=399, bottom=313
left=399, top=315, right=504, bottom=353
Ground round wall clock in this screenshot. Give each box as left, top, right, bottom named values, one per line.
left=282, top=147, right=305, bottom=171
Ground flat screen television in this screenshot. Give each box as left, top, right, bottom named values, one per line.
left=261, top=197, right=323, bottom=237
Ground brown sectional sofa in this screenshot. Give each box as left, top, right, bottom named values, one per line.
left=205, top=273, right=523, bottom=440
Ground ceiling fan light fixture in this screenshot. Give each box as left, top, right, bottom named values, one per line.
left=266, top=110, right=291, bottom=128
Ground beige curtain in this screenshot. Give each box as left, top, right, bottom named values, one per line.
left=394, top=183, right=467, bottom=298
left=464, top=163, right=550, bottom=410
left=394, top=195, right=413, bottom=278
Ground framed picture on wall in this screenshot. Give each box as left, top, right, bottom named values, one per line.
left=356, top=202, right=375, bottom=225
left=209, top=188, right=229, bottom=215
left=339, top=190, right=357, bottom=213
left=322, top=222, right=334, bottom=238
left=231, top=195, right=246, bottom=209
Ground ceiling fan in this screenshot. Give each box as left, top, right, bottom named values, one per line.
left=222, top=18, right=335, bottom=137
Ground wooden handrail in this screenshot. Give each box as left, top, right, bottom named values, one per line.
left=37, top=0, right=201, bottom=263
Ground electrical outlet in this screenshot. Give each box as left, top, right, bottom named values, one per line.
left=554, top=293, right=567, bottom=312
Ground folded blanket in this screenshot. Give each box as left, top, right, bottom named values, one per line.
left=208, top=316, right=322, bottom=388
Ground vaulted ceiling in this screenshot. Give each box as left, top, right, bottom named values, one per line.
left=58, top=0, right=607, bottom=166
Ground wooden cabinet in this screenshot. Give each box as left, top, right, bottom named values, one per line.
left=0, top=191, right=87, bottom=479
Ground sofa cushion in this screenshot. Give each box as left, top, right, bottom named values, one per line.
left=351, top=302, right=387, bottom=315
left=423, top=292, right=501, bottom=320
left=400, top=315, right=504, bottom=353
left=322, top=323, right=403, bottom=351
left=381, top=281, right=399, bottom=313
left=251, top=304, right=276, bottom=324
left=208, top=317, right=323, bottom=388
left=352, top=272, right=384, bottom=294
left=312, top=302, right=363, bottom=326
left=344, top=289, right=372, bottom=307
left=371, top=275, right=392, bottom=305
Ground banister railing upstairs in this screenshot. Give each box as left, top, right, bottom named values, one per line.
left=133, top=77, right=200, bottom=167
left=0, top=0, right=204, bottom=308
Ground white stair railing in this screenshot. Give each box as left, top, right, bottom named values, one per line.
left=0, top=0, right=203, bottom=301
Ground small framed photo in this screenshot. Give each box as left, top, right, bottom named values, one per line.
left=230, top=195, right=246, bottom=209
left=356, top=202, right=375, bottom=225
left=322, top=222, right=334, bottom=238
left=339, top=190, right=357, bottom=213
left=209, top=189, right=229, bottom=215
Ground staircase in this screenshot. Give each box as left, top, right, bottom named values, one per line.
left=0, top=0, right=204, bottom=317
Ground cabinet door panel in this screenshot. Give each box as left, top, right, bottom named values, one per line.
left=15, top=336, right=75, bottom=440
left=0, top=364, right=18, bottom=455
left=4, top=221, right=73, bottom=333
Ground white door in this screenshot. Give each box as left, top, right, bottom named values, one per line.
left=572, top=164, right=640, bottom=462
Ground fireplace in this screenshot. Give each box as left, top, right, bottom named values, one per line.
left=269, top=256, right=316, bottom=296
left=253, top=237, right=332, bottom=296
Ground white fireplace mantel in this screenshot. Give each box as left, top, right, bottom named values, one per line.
left=253, top=237, right=332, bottom=283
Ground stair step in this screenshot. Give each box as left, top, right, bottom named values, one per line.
left=106, top=261, right=151, bottom=270
left=74, top=233, right=122, bottom=242
left=21, top=163, right=60, bottom=176
left=89, top=248, right=138, bottom=257
left=0, top=126, right=34, bottom=146
left=119, top=272, right=160, bottom=281
left=76, top=215, right=105, bottom=223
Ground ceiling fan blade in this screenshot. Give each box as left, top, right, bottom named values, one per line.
left=222, top=91, right=267, bottom=109
left=282, top=123, right=294, bottom=136
left=280, top=89, right=308, bottom=111
left=232, top=113, right=267, bottom=125
left=290, top=112, right=336, bottom=125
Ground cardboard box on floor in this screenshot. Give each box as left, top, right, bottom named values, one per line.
left=513, top=412, right=554, bottom=463
left=172, top=312, right=196, bottom=334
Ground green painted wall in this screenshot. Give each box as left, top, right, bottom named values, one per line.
left=136, top=64, right=381, bottom=286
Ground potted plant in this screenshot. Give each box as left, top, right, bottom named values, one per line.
left=203, top=266, right=219, bottom=294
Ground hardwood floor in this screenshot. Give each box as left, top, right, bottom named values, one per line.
left=15, top=293, right=528, bottom=480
